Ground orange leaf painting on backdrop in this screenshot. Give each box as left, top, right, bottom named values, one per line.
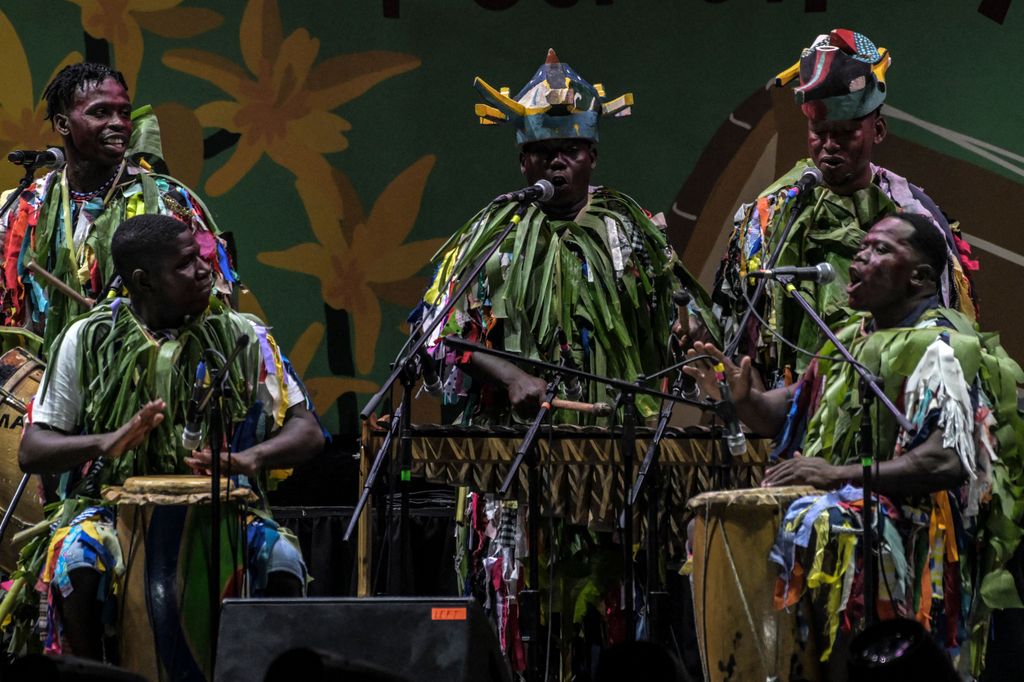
left=66, top=0, right=223, bottom=96
left=258, top=156, right=444, bottom=376
left=0, top=11, right=82, bottom=190
left=162, top=0, right=420, bottom=210
left=237, top=292, right=378, bottom=416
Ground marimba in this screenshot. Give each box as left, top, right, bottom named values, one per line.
left=357, top=424, right=771, bottom=593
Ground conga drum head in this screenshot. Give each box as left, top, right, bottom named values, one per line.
left=688, top=486, right=822, bottom=682
left=0, top=347, right=46, bottom=572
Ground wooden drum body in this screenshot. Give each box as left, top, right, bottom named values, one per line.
left=689, top=486, right=821, bottom=682
left=106, top=476, right=256, bottom=682
left=0, top=348, right=45, bottom=571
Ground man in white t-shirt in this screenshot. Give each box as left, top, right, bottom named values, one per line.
left=14, top=214, right=324, bottom=660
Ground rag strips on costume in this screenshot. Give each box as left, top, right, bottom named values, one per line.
left=415, top=187, right=678, bottom=424
left=768, top=308, right=1024, bottom=675
left=0, top=106, right=235, bottom=355
left=707, top=160, right=978, bottom=383
left=3, top=299, right=312, bottom=655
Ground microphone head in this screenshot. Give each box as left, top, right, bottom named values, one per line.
left=533, top=179, right=555, bottom=201
left=672, top=289, right=692, bottom=307
left=815, top=262, right=836, bottom=284
left=800, top=166, right=824, bottom=188
left=45, top=147, right=66, bottom=168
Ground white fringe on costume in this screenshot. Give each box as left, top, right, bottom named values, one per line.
left=899, top=337, right=979, bottom=511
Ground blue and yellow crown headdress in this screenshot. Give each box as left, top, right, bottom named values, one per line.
left=473, top=49, right=633, bottom=145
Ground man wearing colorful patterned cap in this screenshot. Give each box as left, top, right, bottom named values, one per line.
left=708, top=29, right=979, bottom=388
left=410, top=50, right=689, bottom=673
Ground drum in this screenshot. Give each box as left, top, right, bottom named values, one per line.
left=105, top=475, right=257, bottom=682
left=688, top=486, right=821, bottom=682
left=0, top=347, right=45, bottom=572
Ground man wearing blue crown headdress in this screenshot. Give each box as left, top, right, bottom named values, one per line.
left=416, top=48, right=686, bottom=426
left=410, top=49, right=692, bottom=672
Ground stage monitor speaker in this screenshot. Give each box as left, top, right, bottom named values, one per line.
left=215, top=597, right=512, bottom=682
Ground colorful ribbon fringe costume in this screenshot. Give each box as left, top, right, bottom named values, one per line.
left=769, top=305, right=1024, bottom=676
left=708, top=29, right=978, bottom=385
left=410, top=50, right=682, bottom=675
left=0, top=106, right=235, bottom=355
left=3, top=298, right=312, bottom=658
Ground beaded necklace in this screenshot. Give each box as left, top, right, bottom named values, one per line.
left=67, top=164, right=121, bottom=201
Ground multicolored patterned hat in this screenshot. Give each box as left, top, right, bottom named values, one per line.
left=774, top=29, right=891, bottom=121
left=473, top=49, right=633, bottom=144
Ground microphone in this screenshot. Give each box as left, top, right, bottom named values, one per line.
left=181, top=361, right=208, bottom=451
left=712, top=361, right=748, bottom=457
left=418, top=346, right=442, bottom=396
left=557, top=329, right=583, bottom=400
left=8, top=147, right=65, bottom=169
left=492, top=179, right=555, bottom=204
left=669, top=289, right=699, bottom=400
left=749, top=262, right=836, bottom=284
left=792, top=166, right=823, bottom=196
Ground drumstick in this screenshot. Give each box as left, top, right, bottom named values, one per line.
left=550, top=398, right=613, bottom=417
left=25, top=260, right=94, bottom=309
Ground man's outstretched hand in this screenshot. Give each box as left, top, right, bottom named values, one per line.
left=98, top=399, right=166, bottom=460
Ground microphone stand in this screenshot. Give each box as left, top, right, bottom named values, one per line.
left=629, top=351, right=687, bottom=645
left=777, top=276, right=914, bottom=629
left=0, top=163, right=37, bottom=222
left=350, top=201, right=533, bottom=595
left=723, top=184, right=817, bottom=359
left=500, top=362, right=564, bottom=682
left=192, top=335, right=249, bottom=674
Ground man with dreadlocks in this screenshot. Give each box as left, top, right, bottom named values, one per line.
left=8, top=214, right=323, bottom=665
left=0, top=62, right=234, bottom=355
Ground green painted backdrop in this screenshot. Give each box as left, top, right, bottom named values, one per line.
left=1, top=1, right=1020, bottom=434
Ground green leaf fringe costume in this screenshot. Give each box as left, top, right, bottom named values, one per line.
left=4, top=299, right=269, bottom=652
left=428, top=187, right=678, bottom=422
left=788, top=307, right=1024, bottom=674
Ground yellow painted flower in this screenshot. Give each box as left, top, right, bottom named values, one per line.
left=237, top=291, right=377, bottom=416
left=287, top=322, right=377, bottom=415
left=67, top=0, right=223, bottom=96
left=258, top=155, right=444, bottom=375
left=162, top=0, right=420, bottom=205
left=0, top=11, right=82, bottom=189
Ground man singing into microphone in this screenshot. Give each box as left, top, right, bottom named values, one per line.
left=708, top=29, right=978, bottom=387
left=687, top=212, right=1024, bottom=679
left=408, top=50, right=691, bottom=671
left=0, top=62, right=234, bottom=355
left=8, top=214, right=324, bottom=660
left=414, top=49, right=685, bottom=425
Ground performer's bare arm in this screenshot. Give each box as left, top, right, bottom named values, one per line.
left=19, top=399, right=166, bottom=474
left=466, top=352, right=548, bottom=418
left=184, top=403, right=324, bottom=478
left=763, top=429, right=965, bottom=497
left=683, top=341, right=793, bottom=436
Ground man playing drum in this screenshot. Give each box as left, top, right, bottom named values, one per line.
left=686, top=212, right=1024, bottom=678
left=704, top=29, right=979, bottom=388
left=8, top=214, right=324, bottom=660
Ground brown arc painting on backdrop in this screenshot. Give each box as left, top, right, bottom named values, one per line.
left=667, top=86, right=1024, bottom=362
